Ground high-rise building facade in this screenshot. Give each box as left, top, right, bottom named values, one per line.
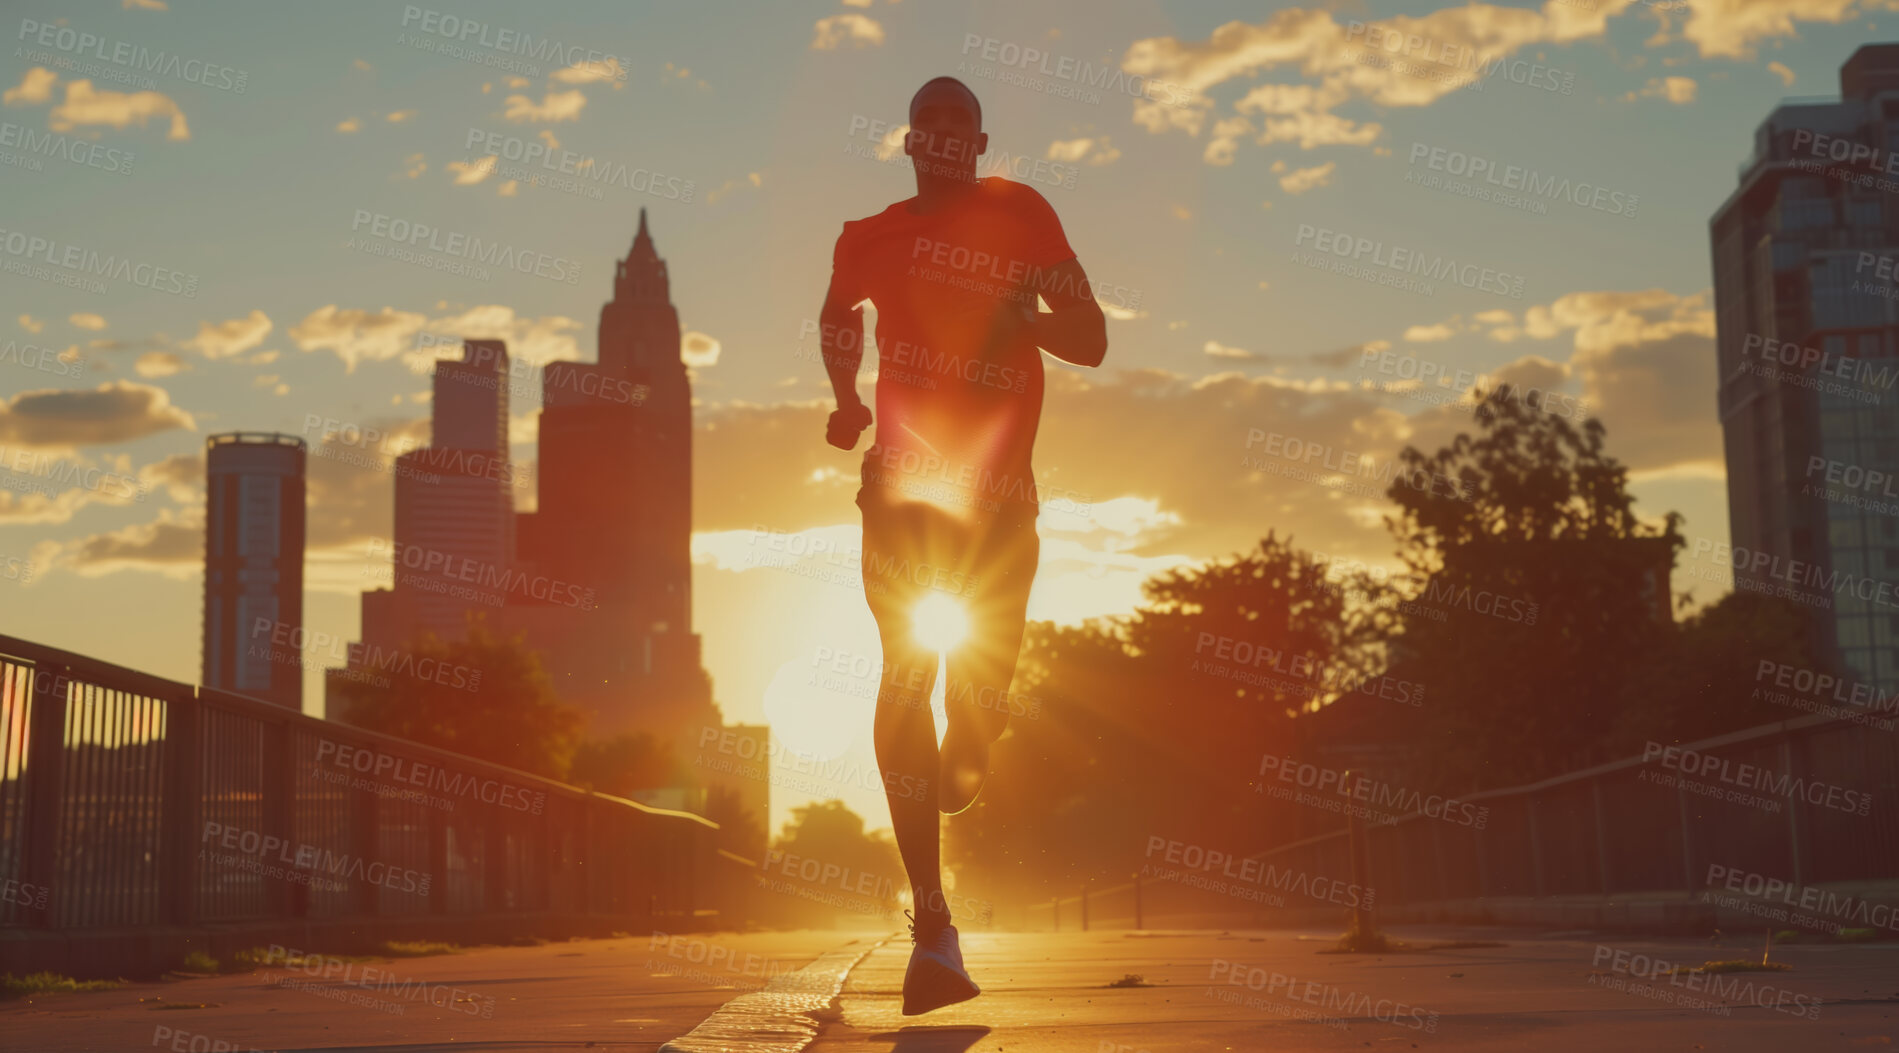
left=201, top=432, right=307, bottom=710
left=513, top=208, right=712, bottom=735
left=398, top=338, right=516, bottom=640
left=1711, top=44, right=1899, bottom=692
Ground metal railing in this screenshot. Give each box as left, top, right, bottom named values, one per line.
left=0, top=634, right=745, bottom=942
left=1029, top=710, right=1899, bottom=929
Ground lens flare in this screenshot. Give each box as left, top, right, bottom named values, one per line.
left=912, top=593, right=969, bottom=652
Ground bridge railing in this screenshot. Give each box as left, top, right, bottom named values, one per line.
left=1026, top=709, right=1899, bottom=930
left=0, top=634, right=744, bottom=968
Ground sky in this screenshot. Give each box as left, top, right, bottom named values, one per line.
left=2, top=0, right=1892, bottom=836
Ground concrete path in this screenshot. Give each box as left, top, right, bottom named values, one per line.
left=5, top=925, right=1896, bottom=1050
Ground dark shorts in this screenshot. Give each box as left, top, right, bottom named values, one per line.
left=855, top=477, right=1040, bottom=642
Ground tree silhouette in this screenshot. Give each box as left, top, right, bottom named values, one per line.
left=329, top=616, right=584, bottom=780
left=947, top=533, right=1390, bottom=909
left=1379, top=386, right=1685, bottom=789
left=569, top=732, right=680, bottom=797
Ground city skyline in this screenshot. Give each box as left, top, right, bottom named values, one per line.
left=7, top=0, right=1899, bottom=836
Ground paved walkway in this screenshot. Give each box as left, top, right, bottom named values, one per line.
left=5, top=925, right=1896, bottom=1050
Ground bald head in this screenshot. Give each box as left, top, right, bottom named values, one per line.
left=910, top=77, right=982, bottom=129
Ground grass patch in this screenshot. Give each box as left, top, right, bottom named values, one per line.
left=380, top=940, right=462, bottom=958
left=1321, top=929, right=1507, bottom=955
left=1, top=972, right=121, bottom=999
left=175, top=951, right=219, bottom=974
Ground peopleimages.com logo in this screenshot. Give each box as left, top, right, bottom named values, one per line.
left=1293, top=224, right=1526, bottom=299
left=348, top=210, right=581, bottom=285
left=1642, top=741, right=1871, bottom=816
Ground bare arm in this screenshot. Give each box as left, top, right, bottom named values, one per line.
left=1026, top=257, right=1108, bottom=368
left=818, top=278, right=872, bottom=449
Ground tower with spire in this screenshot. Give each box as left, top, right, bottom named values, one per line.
left=510, top=208, right=711, bottom=735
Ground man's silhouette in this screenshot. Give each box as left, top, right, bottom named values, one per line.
left=819, top=76, right=1106, bottom=1014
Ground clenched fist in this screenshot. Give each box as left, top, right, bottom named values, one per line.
left=826, top=401, right=872, bottom=451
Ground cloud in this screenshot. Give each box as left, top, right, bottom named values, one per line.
left=874, top=124, right=908, bottom=162
left=18, top=314, right=44, bottom=333
left=502, top=90, right=587, bottom=123
left=50, top=79, right=189, bottom=140
left=123, top=0, right=169, bottom=10
left=1204, top=340, right=1261, bottom=360
left=705, top=171, right=764, bottom=204
left=682, top=330, right=722, bottom=367
left=812, top=14, right=885, bottom=50
left=134, top=351, right=187, bottom=377
left=1767, top=61, right=1796, bottom=87
left=1404, top=323, right=1456, bottom=342
left=289, top=306, right=429, bottom=371
left=552, top=57, right=626, bottom=84
left=400, top=152, right=426, bottom=179
left=419, top=304, right=585, bottom=368
left=1047, top=136, right=1123, bottom=166
left=301, top=417, right=433, bottom=555
left=385, top=109, right=417, bottom=123
left=1278, top=160, right=1337, bottom=194
left=1674, top=0, right=1864, bottom=59
left=497, top=179, right=519, bottom=196
left=0, top=380, right=195, bottom=447
left=336, top=117, right=360, bottom=133
left=182, top=309, right=272, bottom=359
left=61, top=509, right=201, bottom=579
left=1121, top=2, right=1624, bottom=159
left=3, top=67, right=58, bottom=105
left=448, top=154, right=498, bottom=185
left=1626, top=75, right=1696, bottom=104
left=69, top=313, right=107, bottom=331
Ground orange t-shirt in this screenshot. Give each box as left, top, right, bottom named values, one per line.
left=832, top=177, right=1076, bottom=510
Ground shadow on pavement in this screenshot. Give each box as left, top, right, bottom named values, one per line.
left=869, top=1024, right=993, bottom=1052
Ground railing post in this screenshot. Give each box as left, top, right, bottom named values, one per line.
left=1676, top=779, right=1697, bottom=896
left=1591, top=779, right=1614, bottom=896
left=262, top=716, right=294, bottom=920
left=422, top=798, right=446, bottom=916
left=1474, top=818, right=1491, bottom=899
left=22, top=664, right=71, bottom=929
left=161, top=687, right=200, bottom=927
left=1346, top=774, right=1375, bottom=937
left=484, top=804, right=508, bottom=914
left=353, top=753, right=382, bottom=918
left=1780, top=735, right=1806, bottom=888
left=1527, top=796, right=1547, bottom=898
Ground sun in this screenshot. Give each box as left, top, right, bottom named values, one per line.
left=912, top=593, right=969, bottom=652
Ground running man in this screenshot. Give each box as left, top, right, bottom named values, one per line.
left=818, top=76, right=1107, bottom=1014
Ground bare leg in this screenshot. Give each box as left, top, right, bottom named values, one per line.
left=872, top=624, right=950, bottom=925
left=944, top=506, right=1039, bottom=759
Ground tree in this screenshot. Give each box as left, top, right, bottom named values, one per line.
left=768, top=800, right=905, bottom=924
left=569, top=732, right=680, bottom=797
left=1606, top=589, right=1821, bottom=750
left=947, top=533, right=1391, bottom=909
left=1378, top=386, right=1685, bottom=790
left=330, top=617, right=584, bottom=780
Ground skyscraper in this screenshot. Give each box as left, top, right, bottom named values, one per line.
left=327, top=339, right=516, bottom=715
left=201, top=432, right=307, bottom=710
left=1711, top=44, right=1899, bottom=692
left=397, top=338, right=516, bottom=639
left=512, top=208, right=712, bottom=735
